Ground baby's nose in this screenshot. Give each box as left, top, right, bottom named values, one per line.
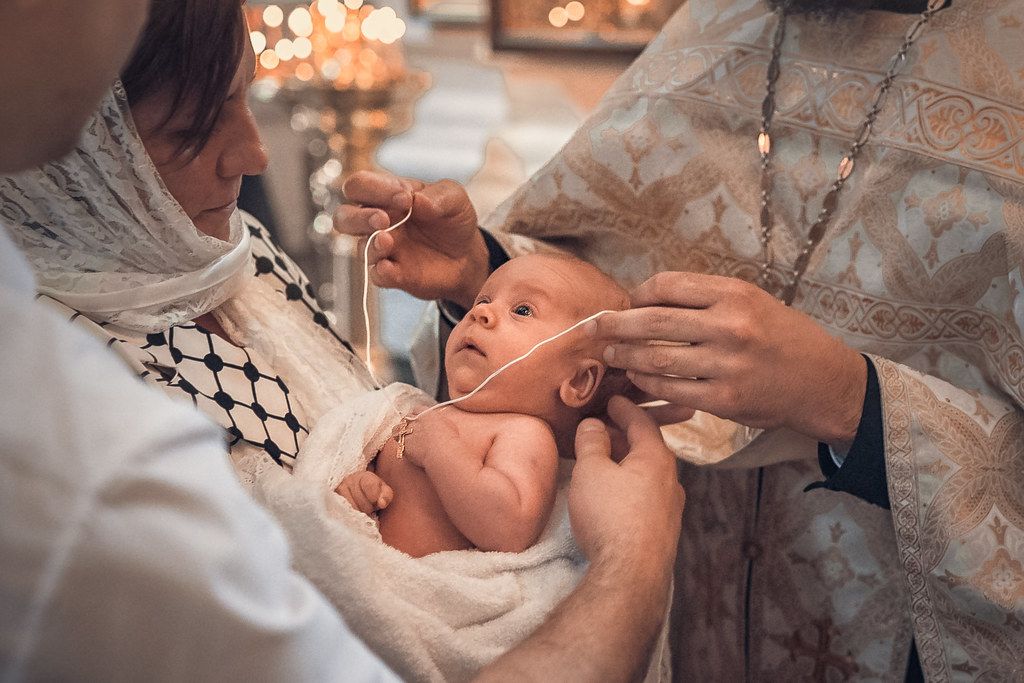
left=469, top=302, right=496, bottom=327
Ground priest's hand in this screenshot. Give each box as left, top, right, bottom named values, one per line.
left=335, top=171, right=489, bottom=309
left=591, top=272, right=867, bottom=449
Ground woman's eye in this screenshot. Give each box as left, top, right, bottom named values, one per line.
left=512, top=304, right=533, bottom=317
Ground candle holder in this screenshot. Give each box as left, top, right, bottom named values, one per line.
left=490, top=0, right=682, bottom=54
left=248, top=1, right=428, bottom=376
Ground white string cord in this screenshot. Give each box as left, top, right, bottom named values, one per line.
left=357, top=201, right=613, bottom=423
left=406, top=308, right=613, bottom=423
left=362, top=206, right=414, bottom=386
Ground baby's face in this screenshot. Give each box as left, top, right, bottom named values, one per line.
left=445, top=255, right=599, bottom=414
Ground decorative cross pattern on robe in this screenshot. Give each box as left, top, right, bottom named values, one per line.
left=780, top=619, right=859, bottom=681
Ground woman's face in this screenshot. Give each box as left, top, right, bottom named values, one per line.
left=131, top=47, right=267, bottom=241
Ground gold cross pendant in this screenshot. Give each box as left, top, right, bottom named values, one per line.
left=393, top=418, right=413, bottom=460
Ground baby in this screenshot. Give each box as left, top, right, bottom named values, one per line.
left=337, top=253, right=629, bottom=557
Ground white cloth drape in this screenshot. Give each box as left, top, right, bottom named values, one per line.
left=0, top=83, right=250, bottom=334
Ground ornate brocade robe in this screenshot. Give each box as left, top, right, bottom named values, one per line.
left=482, top=0, right=1024, bottom=679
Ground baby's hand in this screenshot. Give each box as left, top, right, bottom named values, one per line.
left=335, top=471, right=394, bottom=515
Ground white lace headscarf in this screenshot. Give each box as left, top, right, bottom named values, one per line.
left=0, top=82, right=251, bottom=333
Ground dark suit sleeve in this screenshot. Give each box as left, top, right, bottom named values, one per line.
left=804, top=355, right=890, bottom=509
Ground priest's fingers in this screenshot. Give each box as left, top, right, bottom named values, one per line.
left=334, top=204, right=391, bottom=237
left=603, top=341, right=718, bottom=378
left=341, top=170, right=424, bottom=214
left=353, top=230, right=391, bottom=264
left=359, top=232, right=407, bottom=285
left=590, top=307, right=708, bottom=344
left=603, top=425, right=630, bottom=463
left=369, top=258, right=409, bottom=290
left=353, top=235, right=386, bottom=276
left=625, top=372, right=748, bottom=420
left=629, top=271, right=751, bottom=308
left=412, top=179, right=478, bottom=226
left=569, top=401, right=684, bottom=568
left=643, top=401, right=696, bottom=426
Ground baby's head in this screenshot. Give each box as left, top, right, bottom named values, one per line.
left=445, top=253, right=629, bottom=436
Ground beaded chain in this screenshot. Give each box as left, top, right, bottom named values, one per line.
left=755, top=0, right=948, bottom=304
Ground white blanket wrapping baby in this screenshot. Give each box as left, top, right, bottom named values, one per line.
left=253, top=383, right=671, bottom=682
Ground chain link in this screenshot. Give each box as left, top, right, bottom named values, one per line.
left=756, top=0, right=946, bottom=304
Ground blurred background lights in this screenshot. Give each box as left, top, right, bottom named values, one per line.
left=313, top=212, right=334, bottom=234
left=361, top=6, right=406, bottom=44
left=342, top=17, right=362, bottom=40
left=548, top=6, right=568, bottom=27
left=274, top=38, right=295, bottom=61
left=321, top=59, right=342, bottom=79
left=549, top=2, right=587, bottom=27
left=259, top=50, right=281, bottom=69
left=249, top=1, right=410, bottom=90
left=262, top=4, right=284, bottom=27
left=288, top=7, right=314, bottom=36
left=325, top=10, right=346, bottom=31
left=250, top=30, right=267, bottom=54
left=293, top=36, right=313, bottom=59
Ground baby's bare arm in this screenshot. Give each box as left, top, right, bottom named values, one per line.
left=422, top=416, right=558, bottom=553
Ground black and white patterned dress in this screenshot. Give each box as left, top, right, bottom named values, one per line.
left=42, top=213, right=361, bottom=474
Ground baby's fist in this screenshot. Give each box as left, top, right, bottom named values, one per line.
left=335, top=471, right=394, bottom=515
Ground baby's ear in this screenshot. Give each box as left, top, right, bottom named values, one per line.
left=559, top=359, right=606, bottom=409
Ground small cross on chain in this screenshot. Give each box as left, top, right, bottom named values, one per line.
left=393, top=418, right=413, bottom=459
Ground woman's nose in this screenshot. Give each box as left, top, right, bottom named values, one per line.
left=468, top=302, right=496, bottom=328
left=217, top=106, right=269, bottom=179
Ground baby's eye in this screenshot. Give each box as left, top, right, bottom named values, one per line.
left=474, top=295, right=490, bottom=306
left=512, top=304, right=534, bottom=317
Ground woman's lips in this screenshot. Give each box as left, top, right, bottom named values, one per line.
left=203, top=199, right=237, bottom=215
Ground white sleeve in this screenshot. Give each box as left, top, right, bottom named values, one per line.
left=0, top=274, right=399, bottom=682
left=29, top=431, right=398, bottom=682
left=827, top=443, right=848, bottom=468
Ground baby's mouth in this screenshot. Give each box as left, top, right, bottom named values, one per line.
left=462, top=339, right=486, bottom=357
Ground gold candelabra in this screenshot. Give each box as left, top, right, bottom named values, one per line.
left=247, top=1, right=428, bottom=374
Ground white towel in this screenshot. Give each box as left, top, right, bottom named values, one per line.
left=254, top=383, right=670, bottom=682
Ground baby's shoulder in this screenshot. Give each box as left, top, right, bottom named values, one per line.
left=495, top=412, right=553, bottom=434
left=490, top=413, right=557, bottom=452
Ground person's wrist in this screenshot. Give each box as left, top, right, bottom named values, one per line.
left=806, top=347, right=867, bottom=447
left=589, top=511, right=679, bottom=579
left=591, top=535, right=675, bottom=595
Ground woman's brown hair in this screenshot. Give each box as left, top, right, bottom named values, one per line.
left=121, top=0, right=246, bottom=156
